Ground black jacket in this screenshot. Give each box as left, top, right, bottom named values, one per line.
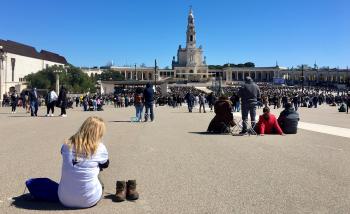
left=58, top=88, right=67, bottom=107
left=238, top=77, right=260, bottom=106
left=278, top=108, right=299, bottom=134
left=143, top=84, right=154, bottom=103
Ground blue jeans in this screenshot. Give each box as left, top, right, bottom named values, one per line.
left=30, top=101, right=38, bottom=116
left=241, top=103, right=256, bottom=132
left=144, top=102, right=154, bottom=121
left=135, top=104, right=144, bottom=121
left=235, top=102, right=240, bottom=112
left=187, top=101, right=193, bottom=112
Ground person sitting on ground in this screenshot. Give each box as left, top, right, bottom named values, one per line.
left=256, top=106, right=284, bottom=136
left=58, top=116, right=109, bottom=208
left=338, top=102, right=347, bottom=112
left=277, top=103, right=300, bottom=134
left=207, top=96, right=235, bottom=133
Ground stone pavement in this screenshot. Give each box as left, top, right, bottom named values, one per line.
left=0, top=105, right=350, bottom=213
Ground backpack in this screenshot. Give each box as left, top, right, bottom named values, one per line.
left=25, top=178, right=59, bottom=202
left=135, top=94, right=142, bottom=104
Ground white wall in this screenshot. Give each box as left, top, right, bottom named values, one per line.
left=0, top=53, right=64, bottom=96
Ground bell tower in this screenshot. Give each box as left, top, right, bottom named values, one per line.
left=186, top=7, right=196, bottom=49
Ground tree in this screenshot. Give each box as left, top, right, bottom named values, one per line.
left=97, top=69, right=125, bottom=81
left=25, top=65, right=95, bottom=93
left=244, top=62, right=255, bottom=67
left=297, top=64, right=312, bottom=70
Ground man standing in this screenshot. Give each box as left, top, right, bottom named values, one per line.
left=58, top=86, right=67, bottom=117
left=46, top=88, right=58, bottom=116
left=206, top=92, right=215, bottom=112
left=29, top=88, right=39, bottom=117
left=346, top=93, right=350, bottom=114
left=198, top=93, right=206, bottom=113
left=185, top=92, right=195, bottom=113
left=292, top=94, right=299, bottom=111
left=143, top=83, right=154, bottom=122
left=10, top=90, right=18, bottom=114
left=238, top=76, right=260, bottom=134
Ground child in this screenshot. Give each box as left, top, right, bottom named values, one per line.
left=58, top=116, right=109, bottom=208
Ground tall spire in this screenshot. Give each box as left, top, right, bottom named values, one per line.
left=186, top=7, right=196, bottom=48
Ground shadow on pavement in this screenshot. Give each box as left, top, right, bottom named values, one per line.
left=108, top=120, right=132, bottom=123
left=189, top=131, right=231, bottom=135
left=104, top=193, right=116, bottom=202
left=189, top=131, right=247, bottom=137
left=10, top=193, right=76, bottom=211
left=8, top=115, right=46, bottom=118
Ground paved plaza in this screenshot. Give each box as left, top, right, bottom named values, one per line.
left=0, top=104, right=350, bottom=213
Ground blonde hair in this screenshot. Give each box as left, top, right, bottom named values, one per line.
left=67, top=116, right=106, bottom=158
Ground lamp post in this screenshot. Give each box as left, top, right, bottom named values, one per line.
left=0, top=46, right=6, bottom=104
left=301, top=65, right=304, bottom=93
left=134, top=63, right=137, bottom=80
left=154, top=59, right=157, bottom=89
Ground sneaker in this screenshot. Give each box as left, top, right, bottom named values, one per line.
left=50, top=114, right=54, bottom=117
left=114, top=181, right=126, bottom=202
left=126, top=180, right=139, bottom=201
left=61, top=114, right=67, bottom=118
left=239, top=131, right=248, bottom=136
left=46, top=114, right=50, bottom=117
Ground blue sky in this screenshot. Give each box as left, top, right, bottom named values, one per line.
left=1, top=0, right=349, bottom=68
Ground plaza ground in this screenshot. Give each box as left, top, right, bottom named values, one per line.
left=0, top=104, right=350, bottom=213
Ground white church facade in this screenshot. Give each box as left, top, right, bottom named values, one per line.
left=0, top=40, right=67, bottom=99
left=87, top=9, right=209, bottom=82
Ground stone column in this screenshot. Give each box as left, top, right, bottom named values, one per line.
left=255, top=71, right=257, bottom=81
left=124, top=71, right=127, bottom=80
left=0, top=58, right=4, bottom=103
left=56, top=73, right=60, bottom=94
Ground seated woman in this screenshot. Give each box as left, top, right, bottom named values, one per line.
left=256, top=107, right=283, bottom=136
left=338, top=103, right=347, bottom=112
left=278, top=103, right=300, bottom=134
left=58, top=116, right=109, bottom=208
left=207, top=96, right=235, bottom=133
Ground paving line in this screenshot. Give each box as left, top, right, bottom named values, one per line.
left=231, top=112, right=350, bottom=139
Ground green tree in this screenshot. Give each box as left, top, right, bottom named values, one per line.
left=25, top=65, right=95, bottom=93
left=97, top=70, right=125, bottom=81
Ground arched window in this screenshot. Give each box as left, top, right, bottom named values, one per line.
left=190, top=35, right=193, bottom=42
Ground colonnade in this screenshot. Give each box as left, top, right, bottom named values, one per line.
left=225, top=69, right=275, bottom=82
left=114, top=70, right=154, bottom=81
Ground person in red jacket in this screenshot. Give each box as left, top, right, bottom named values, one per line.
left=256, top=106, right=284, bottom=136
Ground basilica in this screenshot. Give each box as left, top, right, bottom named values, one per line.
left=95, top=8, right=349, bottom=87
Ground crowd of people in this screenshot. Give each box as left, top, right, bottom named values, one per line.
left=3, top=80, right=350, bottom=209
left=3, top=86, right=70, bottom=117
left=3, top=82, right=350, bottom=121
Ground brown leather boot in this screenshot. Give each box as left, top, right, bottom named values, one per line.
left=114, top=181, right=126, bottom=202
left=126, top=180, right=139, bottom=200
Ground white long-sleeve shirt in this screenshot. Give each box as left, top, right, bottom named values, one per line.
left=49, top=91, right=58, bottom=103
left=58, top=143, right=108, bottom=208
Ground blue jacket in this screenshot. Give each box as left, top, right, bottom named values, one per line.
left=143, top=84, right=154, bottom=103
